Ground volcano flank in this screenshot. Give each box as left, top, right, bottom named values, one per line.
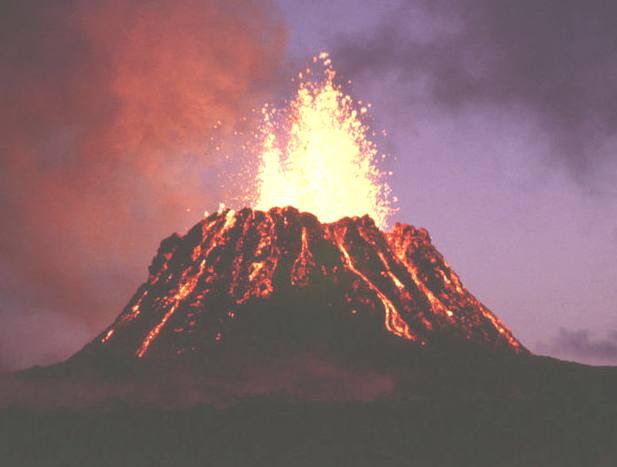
left=75, top=207, right=524, bottom=365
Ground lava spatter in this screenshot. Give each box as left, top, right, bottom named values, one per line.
left=252, top=53, right=394, bottom=229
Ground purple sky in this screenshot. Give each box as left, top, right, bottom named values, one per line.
left=1, top=0, right=616, bottom=370
left=276, top=0, right=617, bottom=364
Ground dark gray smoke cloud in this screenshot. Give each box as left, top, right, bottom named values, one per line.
left=335, top=0, right=617, bottom=179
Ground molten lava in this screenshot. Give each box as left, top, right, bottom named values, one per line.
left=87, top=207, right=524, bottom=360
left=333, top=225, right=415, bottom=341
left=253, top=53, right=393, bottom=229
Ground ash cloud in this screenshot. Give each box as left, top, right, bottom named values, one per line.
left=542, top=328, right=617, bottom=363
left=334, top=0, right=617, bottom=178
left=0, top=0, right=285, bottom=370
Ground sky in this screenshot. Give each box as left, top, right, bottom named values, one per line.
left=1, top=0, right=616, bottom=370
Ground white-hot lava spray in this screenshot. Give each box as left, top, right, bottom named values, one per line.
left=252, top=53, right=394, bottom=229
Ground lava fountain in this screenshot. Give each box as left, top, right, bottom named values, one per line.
left=252, top=53, right=394, bottom=229
left=82, top=52, right=524, bottom=364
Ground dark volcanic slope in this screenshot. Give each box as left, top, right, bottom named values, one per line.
left=75, top=207, right=524, bottom=362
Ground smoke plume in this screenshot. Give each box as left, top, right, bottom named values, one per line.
left=0, top=0, right=286, bottom=371
left=335, top=0, right=617, bottom=181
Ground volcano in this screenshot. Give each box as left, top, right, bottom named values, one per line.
left=6, top=208, right=617, bottom=467
left=74, top=206, right=524, bottom=365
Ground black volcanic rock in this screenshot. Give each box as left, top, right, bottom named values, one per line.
left=74, top=206, right=525, bottom=364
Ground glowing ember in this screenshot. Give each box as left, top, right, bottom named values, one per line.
left=101, top=329, right=114, bottom=344
left=253, top=52, right=393, bottom=229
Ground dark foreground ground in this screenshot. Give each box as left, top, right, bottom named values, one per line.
left=2, top=350, right=617, bottom=466
left=2, top=397, right=616, bottom=467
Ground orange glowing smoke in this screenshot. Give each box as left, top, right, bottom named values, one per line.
left=253, top=53, right=394, bottom=229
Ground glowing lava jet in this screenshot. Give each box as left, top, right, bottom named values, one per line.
left=253, top=53, right=393, bottom=229
left=78, top=54, right=525, bottom=362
